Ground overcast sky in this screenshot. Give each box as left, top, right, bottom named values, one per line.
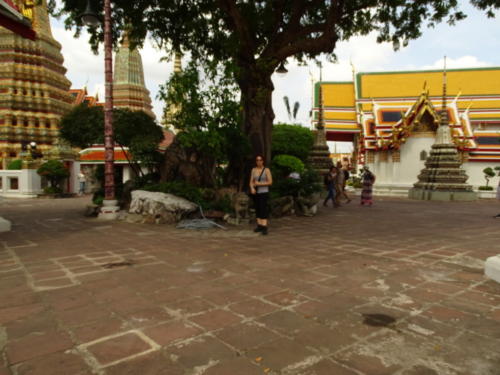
left=51, top=1, right=500, bottom=146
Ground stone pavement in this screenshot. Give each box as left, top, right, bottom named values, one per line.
left=0, top=196, right=499, bottom=375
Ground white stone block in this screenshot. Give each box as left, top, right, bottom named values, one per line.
left=0, top=216, right=11, bottom=232
left=485, top=255, right=500, bottom=284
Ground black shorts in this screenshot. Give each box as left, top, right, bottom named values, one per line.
left=254, top=192, right=269, bottom=219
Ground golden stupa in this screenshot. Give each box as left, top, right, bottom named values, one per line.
left=0, top=0, right=72, bottom=166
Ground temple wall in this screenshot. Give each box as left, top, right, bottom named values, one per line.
left=366, top=137, right=434, bottom=195
left=463, top=163, right=500, bottom=190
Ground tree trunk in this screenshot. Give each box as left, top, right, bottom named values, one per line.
left=239, top=71, right=275, bottom=165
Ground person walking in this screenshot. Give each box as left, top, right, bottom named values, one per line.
left=495, top=178, right=500, bottom=218
left=250, top=155, right=273, bottom=235
left=335, top=161, right=351, bottom=205
left=323, top=166, right=338, bottom=208
left=360, top=166, right=376, bottom=206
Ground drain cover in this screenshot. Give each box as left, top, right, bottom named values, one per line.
left=101, top=260, right=135, bottom=269
left=362, top=313, right=396, bottom=327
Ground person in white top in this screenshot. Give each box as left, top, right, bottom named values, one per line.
left=78, top=170, right=87, bottom=196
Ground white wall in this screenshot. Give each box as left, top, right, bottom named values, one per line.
left=367, top=136, right=434, bottom=192
left=0, top=170, right=42, bottom=198
left=366, top=136, right=500, bottom=195
left=464, top=162, right=500, bottom=189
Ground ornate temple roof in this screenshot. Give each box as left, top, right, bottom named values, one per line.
left=314, top=67, right=500, bottom=163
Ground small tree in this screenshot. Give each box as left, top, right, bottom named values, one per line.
left=483, top=167, right=495, bottom=187
left=272, top=124, right=314, bottom=162
left=37, top=160, right=70, bottom=193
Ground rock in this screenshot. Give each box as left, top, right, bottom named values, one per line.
left=295, top=192, right=321, bottom=217
left=485, top=255, right=500, bottom=284
left=129, top=190, right=198, bottom=224
left=84, top=204, right=100, bottom=217
left=270, top=195, right=294, bottom=218
left=0, top=216, right=11, bottom=232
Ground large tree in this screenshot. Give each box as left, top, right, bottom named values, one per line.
left=51, top=0, right=499, bottom=163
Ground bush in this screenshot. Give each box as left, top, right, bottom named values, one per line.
left=271, top=166, right=322, bottom=199
left=91, top=165, right=125, bottom=206
left=7, top=159, right=22, bottom=170
left=272, top=124, right=314, bottom=162
left=37, top=160, right=69, bottom=191
left=141, top=181, right=235, bottom=213
left=43, top=186, right=61, bottom=195
left=479, top=186, right=494, bottom=191
left=143, top=181, right=204, bottom=205
left=272, top=154, right=304, bottom=177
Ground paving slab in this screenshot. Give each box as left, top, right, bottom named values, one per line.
left=0, top=196, right=500, bottom=374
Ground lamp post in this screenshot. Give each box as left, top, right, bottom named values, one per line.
left=81, top=0, right=119, bottom=219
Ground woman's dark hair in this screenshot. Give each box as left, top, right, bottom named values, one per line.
left=329, top=166, right=335, bottom=172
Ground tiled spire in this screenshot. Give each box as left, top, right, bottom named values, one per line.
left=113, top=32, right=155, bottom=118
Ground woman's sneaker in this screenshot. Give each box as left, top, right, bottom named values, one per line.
left=261, top=226, right=268, bottom=235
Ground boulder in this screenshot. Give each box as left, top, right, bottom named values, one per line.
left=129, top=190, right=198, bottom=224
left=0, top=216, right=11, bottom=232
left=270, top=195, right=294, bottom=218
left=295, top=192, right=321, bottom=217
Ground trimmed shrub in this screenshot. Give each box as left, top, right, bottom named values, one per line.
left=7, top=159, right=22, bottom=170
left=37, top=160, right=69, bottom=193
left=272, top=124, right=314, bottom=162
left=272, top=154, right=304, bottom=177
left=479, top=186, right=494, bottom=191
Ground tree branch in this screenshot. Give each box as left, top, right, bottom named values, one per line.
left=217, top=0, right=255, bottom=61
left=273, top=0, right=346, bottom=60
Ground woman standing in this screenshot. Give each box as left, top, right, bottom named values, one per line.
left=360, top=166, right=376, bottom=206
left=250, top=155, right=273, bottom=235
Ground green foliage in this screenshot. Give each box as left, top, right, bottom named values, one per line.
left=43, top=186, right=61, bottom=195
left=272, top=155, right=304, bottom=177
left=159, top=61, right=250, bottom=185
left=59, top=104, right=104, bottom=148
left=51, top=1, right=496, bottom=63
left=37, top=160, right=70, bottom=191
left=7, top=159, right=22, bottom=170
left=52, top=0, right=499, bottom=162
left=271, top=166, right=322, bottom=199
left=59, top=105, right=164, bottom=173
left=483, top=167, right=495, bottom=186
left=91, top=165, right=124, bottom=206
left=271, top=124, right=314, bottom=162
left=479, top=186, right=494, bottom=191
left=143, top=181, right=204, bottom=206
left=141, top=181, right=233, bottom=213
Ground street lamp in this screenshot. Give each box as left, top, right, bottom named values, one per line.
left=81, top=0, right=118, bottom=219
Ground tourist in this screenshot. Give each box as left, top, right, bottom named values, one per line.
left=495, top=178, right=500, bottom=218
left=78, top=169, right=87, bottom=196
left=323, top=166, right=338, bottom=208
left=250, top=155, right=273, bottom=235
left=360, top=166, right=376, bottom=206
left=335, top=161, right=352, bottom=205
